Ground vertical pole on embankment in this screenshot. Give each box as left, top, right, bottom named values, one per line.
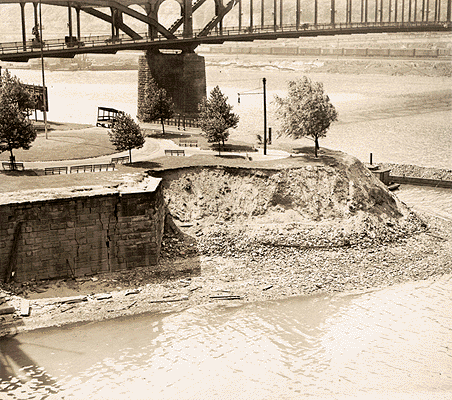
left=263, top=77, right=267, bottom=156
left=39, top=0, right=48, bottom=139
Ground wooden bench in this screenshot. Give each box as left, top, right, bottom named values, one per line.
left=179, top=140, right=198, bottom=147
left=70, top=165, right=93, bottom=173
left=92, top=163, right=115, bottom=172
left=164, top=149, right=185, bottom=156
left=111, top=156, right=129, bottom=164
left=2, top=162, right=24, bottom=170
left=45, top=166, right=68, bottom=175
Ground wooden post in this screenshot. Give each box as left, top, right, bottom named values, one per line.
left=376, top=0, right=379, bottom=22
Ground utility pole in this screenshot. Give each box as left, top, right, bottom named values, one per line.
left=263, top=77, right=267, bottom=156
left=39, top=0, right=48, bottom=139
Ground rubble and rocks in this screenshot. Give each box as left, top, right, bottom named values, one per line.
left=1, top=155, right=451, bottom=336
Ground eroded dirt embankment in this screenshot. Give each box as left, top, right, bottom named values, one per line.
left=2, top=154, right=451, bottom=336
left=157, top=155, right=424, bottom=255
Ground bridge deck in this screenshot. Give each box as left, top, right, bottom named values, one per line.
left=1, top=21, right=450, bottom=62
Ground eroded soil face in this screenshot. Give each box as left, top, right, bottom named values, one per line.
left=157, top=154, right=424, bottom=257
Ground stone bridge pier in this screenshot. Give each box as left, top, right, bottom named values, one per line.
left=138, top=49, right=206, bottom=119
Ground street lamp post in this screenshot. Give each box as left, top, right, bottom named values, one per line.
left=39, top=0, right=48, bottom=138
left=237, top=77, right=268, bottom=155
left=263, top=77, right=267, bottom=156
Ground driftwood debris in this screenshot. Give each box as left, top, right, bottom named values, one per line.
left=125, top=289, right=141, bottom=296
left=149, top=296, right=189, bottom=304
left=59, top=295, right=88, bottom=305
left=262, top=285, right=273, bottom=291
left=0, top=305, right=16, bottom=315
left=95, top=294, right=112, bottom=301
left=209, top=295, right=242, bottom=300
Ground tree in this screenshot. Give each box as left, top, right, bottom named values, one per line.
left=108, top=112, right=145, bottom=163
left=274, top=76, right=338, bottom=158
left=0, top=70, right=37, bottom=169
left=138, top=78, right=174, bottom=135
left=198, top=86, right=239, bottom=155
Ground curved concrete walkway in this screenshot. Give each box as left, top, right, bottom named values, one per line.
left=20, top=134, right=290, bottom=170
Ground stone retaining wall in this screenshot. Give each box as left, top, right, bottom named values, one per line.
left=1, top=186, right=165, bottom=283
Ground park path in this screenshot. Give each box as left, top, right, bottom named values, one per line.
left=20, top=124, right=289, bottom=170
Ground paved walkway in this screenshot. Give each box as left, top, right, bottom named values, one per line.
left=19, top=124, right=290, bottom=170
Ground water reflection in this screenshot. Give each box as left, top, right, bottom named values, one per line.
left=1, top=275, right=451, bottom=399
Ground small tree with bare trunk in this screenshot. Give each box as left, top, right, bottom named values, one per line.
left=0, top=70, right=37, bottom=169
left=198, top=86, right=239, bottom=155
left=108, top=112, right=145, bottom=163
left=274, top=77, right=338, bottom=158
left=139, top=77, right=174, bottom=135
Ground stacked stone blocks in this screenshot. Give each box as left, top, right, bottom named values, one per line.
left=0, top=186, right=165, bottom=283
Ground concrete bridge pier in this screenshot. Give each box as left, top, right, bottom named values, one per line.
left=138, top=49, right=206, bottom=120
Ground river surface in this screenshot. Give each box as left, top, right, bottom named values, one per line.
left=9, top=57, right=452, bottom=169
left=2, top=60, right=451, bottom=399
left=1, top=272, right=452, bottom=400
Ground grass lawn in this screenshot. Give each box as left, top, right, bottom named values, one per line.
left=0, top=126, right=116, bottom=162
left=0, top=121, right=325, bottom=195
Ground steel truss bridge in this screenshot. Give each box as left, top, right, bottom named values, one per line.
left=0, top=0, right=451, bottom=62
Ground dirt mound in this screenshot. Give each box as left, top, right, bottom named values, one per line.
left=152, top=154, right=425, bottom=255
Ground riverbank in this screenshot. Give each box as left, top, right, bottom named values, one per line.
left=1, top=208, right=451, bottom=337
left=1, top=148, right=452, bottom=336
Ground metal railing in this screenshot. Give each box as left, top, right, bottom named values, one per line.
left=1, top=20, right=450, bottom=57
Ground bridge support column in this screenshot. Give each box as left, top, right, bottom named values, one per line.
left=138, top=50, right=207, bottom=119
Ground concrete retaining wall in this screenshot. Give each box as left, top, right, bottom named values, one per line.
left=390, top=175, right=452, bottom=189
left=1, top=186, right=165, bottom=283
left=204, top=46, right=451, bottom=58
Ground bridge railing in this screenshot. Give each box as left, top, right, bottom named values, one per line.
left=194, top=20, right=450, bottom=37
left=1, top=20, right=449, bottom=57
left=0, top=30, right=186, bottom=56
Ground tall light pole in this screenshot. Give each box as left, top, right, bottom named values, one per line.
left=237, top=78, right=268, bottom=155
left=263, top=77, right=267, bottom=156
left=39, top=0, right=48, bottom=138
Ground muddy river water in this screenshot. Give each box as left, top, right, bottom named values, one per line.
left=1, top=269, right=451, bottom=399
left=2, top=59, right=451, bottom=399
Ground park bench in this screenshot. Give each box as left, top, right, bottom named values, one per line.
left=111, top=156, right=129, bottom=164
left=45, top=166, right=68, bottom=175
left=179, top=140, right=198, bottom=147
left=70, top=165, right=93, bottom=173
left=2, top=162, right=24, bottom=170
left=92, top=163, right=115, bottom=172
left=164, top=149, right=185, bottom=156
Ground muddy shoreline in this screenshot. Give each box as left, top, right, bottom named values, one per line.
left=1, top=207, right=451, bottom=337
